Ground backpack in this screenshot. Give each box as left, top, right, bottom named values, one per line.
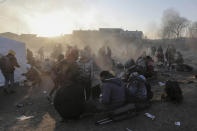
left=165, top=80, right=183, bottom=103
left=0, top=56, right=13, bottom=73
left=127, top=76, right=153, bottom=101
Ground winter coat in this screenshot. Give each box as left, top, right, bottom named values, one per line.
left=101, top=78, right=126, bottom=108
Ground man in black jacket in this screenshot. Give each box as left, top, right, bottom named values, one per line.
left=53, top=48, right=88, bottom=120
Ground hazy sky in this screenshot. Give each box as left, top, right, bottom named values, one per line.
left=0, top=0, right=197, bottom=37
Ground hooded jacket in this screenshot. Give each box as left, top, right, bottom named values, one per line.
left=101, top=78, right=126, bottom=107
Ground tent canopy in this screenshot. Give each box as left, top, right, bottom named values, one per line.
left=0, top=36, right=27, bottom=86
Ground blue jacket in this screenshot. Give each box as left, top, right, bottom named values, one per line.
left=101, top=78, right=126, bottom=107
left=128, top=75, right=147, bottom=101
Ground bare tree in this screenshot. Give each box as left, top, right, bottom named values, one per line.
left=161, top=9, right=189, bottom=39
left=188, top=22, right=197, bottom=38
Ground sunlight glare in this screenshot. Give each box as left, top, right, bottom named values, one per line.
left=28, top=12, right=72, bottom=37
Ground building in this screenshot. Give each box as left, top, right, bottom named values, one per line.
left=120, top=30, right=143, bottom=39
left=73, top=28, right=143, bottom=40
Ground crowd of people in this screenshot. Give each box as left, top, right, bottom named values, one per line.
left=42, top=45, right=154, bottom=120
left=0, top=44, right=187, bottom=122
left=150, top=44, right=184, bottom=69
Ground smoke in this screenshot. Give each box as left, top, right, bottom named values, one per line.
left=0, top=6, right=30, bottom=33
left=144, top=22, right=160, bottom=39
left=0, top=0, right=141, bottom=35
left=70, top=33, right=147, bottom=65
left=0, top=0, right=99, bottom=34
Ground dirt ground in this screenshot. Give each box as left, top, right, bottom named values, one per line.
left=0, top=71, right=197, bottom=131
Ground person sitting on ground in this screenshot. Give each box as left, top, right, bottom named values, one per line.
left=99, top=71, right=126, bottom=111
left=0, top=50, right=20, bottom=94
left=161, top=80, right=183, bottom=104
left=125, top=66, right=152, bottom=110
left=126, top=72, right=147, bottom=102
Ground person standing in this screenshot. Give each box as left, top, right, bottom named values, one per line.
left=53, top=48, right=89, bottom=120
left=48, top=54, right=64, bottom=101
left=38, top=47, right=44, bottom=61
left=0, top=50, right=20, bottom=94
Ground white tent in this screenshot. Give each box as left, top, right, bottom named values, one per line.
left=0, top=36, right=27, bottom=86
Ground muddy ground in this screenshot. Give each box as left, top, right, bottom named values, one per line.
left=0, top=71, right=197, bottom=131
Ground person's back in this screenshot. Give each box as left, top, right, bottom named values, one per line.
left=1, top=51, right=20, bottom=93
left=53, top=59, right=87, bottom=120
left=1, top=54, right=19, bottom=74
left=54, top=83, right=85, bottom=120
left=127, top=76, right=147, bottom=102
left=126, top=71, right=149, bottom=102
left=51, top=59, right=80, bottom=86
left=58, top=60, right=85, bottom=85
left=0, top=54, right=19, bottom=74
left=101, top=77, right=126, bottom=109
left=163, top=80, right=183, bottom=103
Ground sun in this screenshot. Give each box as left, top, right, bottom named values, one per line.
left=28, top=12, right=73, bottom=37
left=34, top=15, right=65, bottom=37
left=26, top=10, right=97, bottom=37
